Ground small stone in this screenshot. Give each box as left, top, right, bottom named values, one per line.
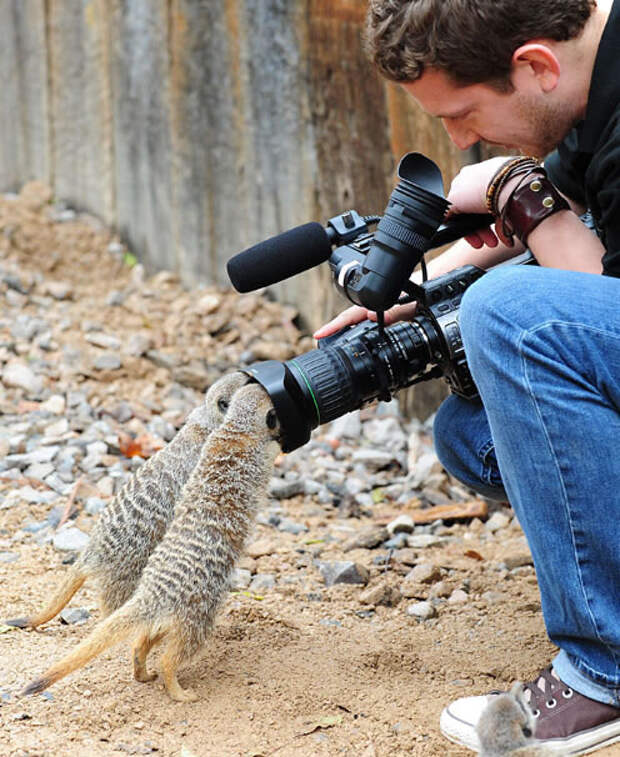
left=53, top=526, right=90, bottom=552
left=359, top=583, right=401, bottom=607
left=40, top=395, right=66, bottom=415
left=485, top=511, right=512, bottom=532
left=246, top=539, right=277, bottom=559
left=317, top=561, right=369, bottom=587
left=125, top=333, right=153, bottom=357
left=173, top=363, right=209, bottom=390
left=406, top=563, right=441, bottom=584
left=93, top=352, right=122, bottom=371
left=249, top=573, right=276, bottom=592
left=406, top=533, right=444, bottom=549
left=60, top=607, right=90, bottom=625
left=429, top=581, right=453, bottom=599
left=0, top=552, right=19, bottom=563
left=342, top=527, right=388, bottom=552
left=448, top=589, right=469, bottom=605
left=106, top=290, right=126, bottom=306
left=24, top=462, right=55, bottom=480
left=277, top=519, right=308, bottom=535
left=2, top=362, right=44, bottom=395
left=393, top=548, right=417, bottom=566
left=45, top=281, right=73, bottom=300
left=406, top=601, right=437, bottom=620
left=326, top=412, right=362, bottom=441
left=269, top=478, right=305, bottom=499
left=481, top=591, right=505, bottom=605
left=386, top=514, right=415, bottom=536
left=351, top=448, right=395, bottom=471
left=383, top=533, right=409, bottom=550
left=503, top=552, right=533, bottom=570
left=44, top=418, right=69, bottom=437
left=85, top=497, right=107, bottom=515
left=249, top=341, right=296, bottom=361
left=230, top=568, right=252, bottom=590
left=86, top=332, right=122, bottom=350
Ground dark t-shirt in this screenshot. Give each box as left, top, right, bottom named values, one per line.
left=545, top=0, right=620, bottom=277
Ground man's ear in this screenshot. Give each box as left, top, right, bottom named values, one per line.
left=510, top=43, right=561, bottom=93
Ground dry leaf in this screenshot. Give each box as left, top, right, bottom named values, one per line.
left=464, top=550, right=485, bottom=561
left=412, top=499, right=488, bottom=524
left=118, top=432, right=164, bottom=459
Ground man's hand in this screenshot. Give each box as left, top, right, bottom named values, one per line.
left=447, top=156, right=516, bottom=248
left=313, top=300, right=418, bottom=340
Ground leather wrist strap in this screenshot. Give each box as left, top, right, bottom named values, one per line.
left=502, top=173, right=570, bottom=244
left=486, top=157, right=538, bottom=215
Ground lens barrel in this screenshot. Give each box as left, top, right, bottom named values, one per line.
left=245, top=318, right=436, bottom=451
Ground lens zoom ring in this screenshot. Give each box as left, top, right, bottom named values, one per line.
left=294, top=349, right=355, bottom=424
left=377, top=218, right=428, bottom=250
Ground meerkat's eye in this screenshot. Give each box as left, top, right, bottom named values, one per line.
left=217, top=398, right=229, bottom=413
left=266, top=408, right=278, bottom=430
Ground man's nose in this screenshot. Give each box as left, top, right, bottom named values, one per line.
left=442, top=119, right=479, bottom=150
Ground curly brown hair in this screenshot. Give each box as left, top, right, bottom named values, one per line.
left=365, top=0, right=596, bottom=88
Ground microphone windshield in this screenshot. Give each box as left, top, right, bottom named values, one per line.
left=227, top=222, right=333, bottom=293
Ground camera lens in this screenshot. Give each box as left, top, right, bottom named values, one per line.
left=246, top=318, right=437, bottom=451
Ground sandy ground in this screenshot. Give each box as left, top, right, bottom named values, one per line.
left=5, top=505, right=617, bottom=757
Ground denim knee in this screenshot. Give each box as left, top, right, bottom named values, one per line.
left=433, top=395, right=506, bottom=500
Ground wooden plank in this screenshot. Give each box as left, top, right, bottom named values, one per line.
left=0, top=0, right=50, bottom=191
left=48, top=0, right=115, bottom=223
left=109, top=0, right=174, bottom=270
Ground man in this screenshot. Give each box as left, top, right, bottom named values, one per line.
left=315, top=1, right=620, bottom=753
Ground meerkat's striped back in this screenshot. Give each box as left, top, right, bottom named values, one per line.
left=5, top=372, right=249, bottom=628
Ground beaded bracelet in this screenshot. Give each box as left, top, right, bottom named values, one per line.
left=485, top=157, right=539, bottom=215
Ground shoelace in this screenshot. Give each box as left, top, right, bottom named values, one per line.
left=523, top=666, right=574, bottom=718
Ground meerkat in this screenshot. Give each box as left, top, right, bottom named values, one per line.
left=476, top=683, right=555, bottom=756
left=22, top=382, right=281, bottom=702
left=5, top=372, right=249, bottom=629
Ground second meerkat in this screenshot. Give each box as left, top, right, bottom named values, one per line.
left=23, top=382, right=281, bottom=702
left=6, top=372, right=249, bottom=629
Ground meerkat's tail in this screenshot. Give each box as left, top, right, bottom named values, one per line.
left=22, top=602, right=139, bottom=696
left=5, top=564, right=88, bottom=629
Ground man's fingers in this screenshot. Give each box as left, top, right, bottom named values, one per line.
left=313, top=305, right=369, bottom=339
left=384, top=301, right=418, bottom=325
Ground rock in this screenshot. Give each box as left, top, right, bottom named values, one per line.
left=326, top=412, right=362, bottom=441
left=93, top=352, right=122, bottom=371
left=40, top=395, right=66, bottom=414
left=230, top=568, right=252, bottom=590
left=106, top=290, right=126, bottom=306
left=249, top=573, right=276, bottom=592
left=125, top=333, right=153, bottom=357
left=351, top=448, right=395, bottom=471
left=246, top=539, right=277, bottom=559
left=85, top=332, right=122, bottom=350
left=342, top=526, right=388, bottom=552
left=393, top=548, right=417, bottom=566
left=406, top=563, right=441, bottom=584
left=19, top=180, right=52, bottom=210
left=317, top=561, right=370, bottom=587
left=386, top=514, right=415, bottom=536
left=45, top=281, right=73, bottom=300
left=406, top=533, right=445, bottom=549
left=408, top=451, right=443, bottom=488
left=44, top=418, right=69, bottom=437
left=503, top=552, right=533, bottom=570
left=359, top=583, right=401, bottom=607
left=277, top=518, right=308, bottom=535
left=485, top=511, right=512, bottom=532
left=85, top=497, right=107, bottom=515
left=406, top=601, right=437, bottom=620
left=24, top=462, right=55, bottom=480
left=60, top=607, right=90, bottom=625
left=362, top=417, right=407, bottom=448
left=448, top=589, right=469, bottom=605
left=249, top=341, right=296, bottom=361
left=2, top=362, right=44, bottom=395
left=269, top=477, right=305, bottom=499
left=172, top=363, right=209, bottom=390
left=53, top=526, right=90, bottom=552
left=10, top=315, right=48, bottom=341
left=0, top=552, right=19, bottom=563
left=383, top=533, right=409, bottom=550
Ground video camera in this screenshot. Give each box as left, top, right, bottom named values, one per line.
left=227, top=153, right=496, bottom=452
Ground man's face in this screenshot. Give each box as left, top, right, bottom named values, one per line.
left=402, top=68, right=575, bottom=157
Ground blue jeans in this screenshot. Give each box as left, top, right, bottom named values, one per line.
left=433, top=264, right=620, bottom=706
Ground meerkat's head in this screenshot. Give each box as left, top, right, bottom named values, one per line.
left=186, top=372, right=250, bottom=429
left=476, top=683, right=537, bottom=754
left=222, top=382, right=282, bottom=449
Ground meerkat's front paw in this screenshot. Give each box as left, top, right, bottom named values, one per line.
left=134, top=669, right=158, bottom=683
